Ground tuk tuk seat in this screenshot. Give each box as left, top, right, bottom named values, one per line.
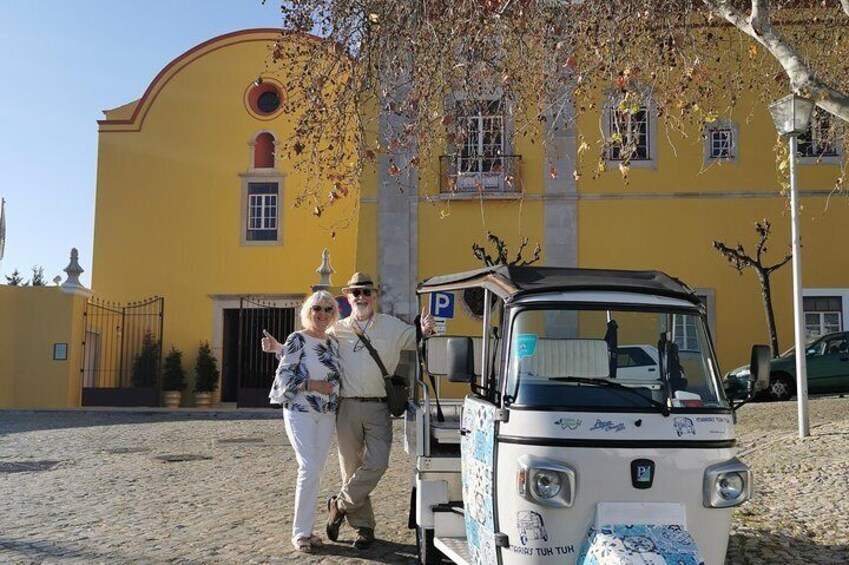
left=520, top=338, right=610, bottom=380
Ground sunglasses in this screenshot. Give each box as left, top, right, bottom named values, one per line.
left=311, top=305, right=334, bottom=313
left=350, top=289, right=373, bottom=298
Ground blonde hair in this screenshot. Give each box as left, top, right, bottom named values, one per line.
left=300, top=290, right=339, bottom=330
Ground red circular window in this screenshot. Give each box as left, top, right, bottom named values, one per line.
left=245, top=79, right=285, bottom=119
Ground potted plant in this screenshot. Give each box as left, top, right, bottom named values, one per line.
left=162, top=346, right=186, bottom=408
left=193, top=341, right=219, bottom=408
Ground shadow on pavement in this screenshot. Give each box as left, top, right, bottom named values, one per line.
left=0, top=535, right=116, bottom=563
left=726, top=531, right=849, bottom=564
left=318, top=538, right=418, bottom=564
left=0, top=409, right=281, bottom=436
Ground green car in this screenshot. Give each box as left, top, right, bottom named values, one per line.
left=725, top=332, right=849, bottom=401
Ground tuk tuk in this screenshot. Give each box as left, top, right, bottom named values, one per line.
left=405, top=266, right=769, bottom=565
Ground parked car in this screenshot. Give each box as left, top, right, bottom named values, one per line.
left=726, top=331, right=849, bottom=401
left=616, top=344, right=660, bottom=380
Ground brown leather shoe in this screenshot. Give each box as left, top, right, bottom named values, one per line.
left=325, top=496, right=346, bottom=541
left=353, top=527, right=375, bottom=549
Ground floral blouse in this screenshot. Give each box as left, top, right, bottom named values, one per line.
left=269, top=331, right=342, bottom=414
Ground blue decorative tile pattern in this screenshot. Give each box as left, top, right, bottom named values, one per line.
left=461, top=398, right=498, bottom=565
left=577, top=524, right=705, bottom=565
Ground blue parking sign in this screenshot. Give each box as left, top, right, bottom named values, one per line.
left=430, top=291, right=455, bottom=319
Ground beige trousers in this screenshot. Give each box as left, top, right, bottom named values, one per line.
left=335, top=398, right=393, bottom=530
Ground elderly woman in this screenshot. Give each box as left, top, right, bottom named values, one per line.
left=265, top=290, right=342, bottom=553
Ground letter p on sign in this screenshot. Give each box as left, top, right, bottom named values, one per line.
left=430, top=291, right=455, bottom=319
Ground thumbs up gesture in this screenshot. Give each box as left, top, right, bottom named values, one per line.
left=420, top=306, right=436, bottom=336
left=261, top=329, right=283, bottom=355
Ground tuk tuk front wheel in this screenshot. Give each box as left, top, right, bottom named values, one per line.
left=416, top=526, right=448, bottom=565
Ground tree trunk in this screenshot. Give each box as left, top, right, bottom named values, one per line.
left=757, top=268, right=780, bottom=357
left=704, top=0, right=849, bottom=124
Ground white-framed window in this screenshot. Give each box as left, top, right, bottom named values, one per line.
left=703, top=120, right=738, bottom=164
left=798, top=110, right=841, bottom=164
left=247, top=183, right=278, bottom=241
left=803, top=295, right=843, bottom=338
left=456, top=99, right=509, bottom=190
left=458, top=99, right=504, bottom=173
left=442, top=93, right=518, bottom=193
left=673, top=314, right=700, bottom=352
left=240, top=175, right=283, bottom=246
left=604, top=88, right=656, bottom=168
left=672, top=290, right=715, bottom=351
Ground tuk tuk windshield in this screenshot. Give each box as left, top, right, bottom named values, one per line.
left=506, top=306, right=727, bottom=410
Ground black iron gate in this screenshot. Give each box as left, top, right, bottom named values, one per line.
left=80, top=296, right=164, bottom=407
left=235, top=297, right=296, bottom=407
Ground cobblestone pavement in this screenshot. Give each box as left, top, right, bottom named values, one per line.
left=1, top=398, right=848, bottom=564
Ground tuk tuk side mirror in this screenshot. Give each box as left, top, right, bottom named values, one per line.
left=748, top=344, right=771, bottom=398
left=447, top=337, right=475, bottom=383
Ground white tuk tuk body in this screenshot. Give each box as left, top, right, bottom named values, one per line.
left=407, top=267, right=752, bottom=565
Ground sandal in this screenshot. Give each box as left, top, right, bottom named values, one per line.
left=294, top=536, right=313, bottom=553
left=309, top=535, right=323, bottom=548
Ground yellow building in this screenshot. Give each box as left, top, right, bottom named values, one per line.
left=88, top=28, right=849, bottom=407
left=92, top=29, right=359, bottom=406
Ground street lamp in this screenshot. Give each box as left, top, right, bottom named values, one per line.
left=768, top=93, right=814, bottom=438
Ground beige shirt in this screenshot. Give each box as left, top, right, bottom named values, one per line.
left=329, top=313, right=417, bottom=398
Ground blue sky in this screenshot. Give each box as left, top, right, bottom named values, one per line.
left=0, top=1, right=282, bottom=285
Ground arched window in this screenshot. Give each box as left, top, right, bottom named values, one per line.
left=253, top=132, right=275, bottom=168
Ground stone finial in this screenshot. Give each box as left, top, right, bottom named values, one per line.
left=61, top=248, right=92, bottom=296
left=313, top=249, right=334, bottom=291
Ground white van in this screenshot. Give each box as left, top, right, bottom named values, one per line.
left=406, top=266, right=768, bottom=565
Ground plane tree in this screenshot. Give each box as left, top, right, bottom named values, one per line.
left=269, top=0, right=849, bottom=214
left=713, top=220, right=792, bottom=357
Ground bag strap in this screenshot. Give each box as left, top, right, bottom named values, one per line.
left=353, top=325, right=390, bottom=378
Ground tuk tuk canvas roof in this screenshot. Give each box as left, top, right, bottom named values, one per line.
left=419, top=266, right=699, bottom=304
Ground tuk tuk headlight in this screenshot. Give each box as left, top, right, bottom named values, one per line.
left=716, top=472, right=745, bottom=500
left=517, top=455, right=575, bottom=507
left=703, top=458, right=751, bottom=508
left=531, top=469, right=562, bottom=499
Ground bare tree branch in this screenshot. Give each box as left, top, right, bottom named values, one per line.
left=472, top=232, right=541, bottom=268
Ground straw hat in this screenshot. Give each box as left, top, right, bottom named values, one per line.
left=342, top=272, right=377, bottom=293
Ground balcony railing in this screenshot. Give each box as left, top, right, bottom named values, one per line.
left=439, top=154, right=522, bottom=194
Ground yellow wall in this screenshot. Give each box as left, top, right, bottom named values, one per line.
left=0, top=287, right=87, bottom=408
left=574, top=92, right=847, bottom=370
left=93, top=30, right=359, bottom=393
left=412, top=83, right=847, bottom=373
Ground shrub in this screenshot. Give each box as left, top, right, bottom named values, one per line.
left=131, top=332, right=161, bottom=388
left=194, top=341, right=219, bottom=393
left=162, top=346, right=187, bottom=391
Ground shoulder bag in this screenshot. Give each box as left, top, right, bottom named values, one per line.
left=353, top=327, right=410, bottom=418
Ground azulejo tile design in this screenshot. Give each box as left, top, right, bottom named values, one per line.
left=578, top=524, right=705, bottom=565
left=461, top=398, right=498, bottom=565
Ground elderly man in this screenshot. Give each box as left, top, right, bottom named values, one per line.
left=263, top=272, right=434, bottom=550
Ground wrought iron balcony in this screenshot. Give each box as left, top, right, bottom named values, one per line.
left=439, top=154, right=522, bottom=194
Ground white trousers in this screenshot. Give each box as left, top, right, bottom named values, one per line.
left=283, top=408, right=336, bottom=542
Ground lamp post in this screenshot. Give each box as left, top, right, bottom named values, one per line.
left=768, top=94, right=814, bottom=438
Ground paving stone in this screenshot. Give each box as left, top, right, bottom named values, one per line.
left=2, top=399, right=849, bottom=563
